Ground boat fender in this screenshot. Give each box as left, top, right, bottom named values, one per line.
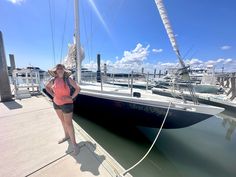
left=133, top=92, right=141, bottom=98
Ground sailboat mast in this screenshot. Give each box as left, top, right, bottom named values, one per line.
left=74, top=0, right=81, bottom=84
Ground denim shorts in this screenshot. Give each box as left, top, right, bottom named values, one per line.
left=53, top=101, right=74, bottom=113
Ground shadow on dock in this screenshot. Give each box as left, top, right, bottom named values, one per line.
left=2, top=100, right=22, bottom=110
left=66, top=140, right=106, bottom=176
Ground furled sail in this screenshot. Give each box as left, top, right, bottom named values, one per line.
left=154, top=0, right=185, bottom=68
left=63, top=43, right=76, bottom=69
left=154, top=0, right=198, bottom=104
left=63, top=42, right=85, bottom=70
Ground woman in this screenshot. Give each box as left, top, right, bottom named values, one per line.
left=46, top=64, right=81, bottom=156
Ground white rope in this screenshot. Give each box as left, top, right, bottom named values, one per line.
left=119, top=101, right=172, bottom=177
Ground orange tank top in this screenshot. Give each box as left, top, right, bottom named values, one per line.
left=52, top=78, right=73, bottom=105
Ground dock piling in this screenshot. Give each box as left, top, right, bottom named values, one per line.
left=9, top=54, right=16, bottom=71
left=97, top=54, right=101, bottom=82
left=0, top=31, right=12, bottom=102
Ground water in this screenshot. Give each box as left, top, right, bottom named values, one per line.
left=73, top=112, right=236, bottom=177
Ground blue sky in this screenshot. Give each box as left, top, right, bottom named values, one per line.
left=0, top=0, right=236, bottom=72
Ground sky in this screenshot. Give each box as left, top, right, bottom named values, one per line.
left=0, top=0, right=236, bottom=73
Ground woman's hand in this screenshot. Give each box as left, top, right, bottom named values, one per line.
left=61, top=96, right=73, bottom=102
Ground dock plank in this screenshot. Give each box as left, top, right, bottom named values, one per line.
left=0, top=96, right=131, bottom=177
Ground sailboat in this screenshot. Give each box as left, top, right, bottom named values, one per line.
left=44, top=0, right=224, bottom=129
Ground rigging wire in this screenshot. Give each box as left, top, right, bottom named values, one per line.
left=48, top=0, right=56, bottom=66
left=81, top=0, right=91, bottom=62
left=60, top=0, right=70, bottom=63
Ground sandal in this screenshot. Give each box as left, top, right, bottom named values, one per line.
left=58, top=137, right=70, bottom=144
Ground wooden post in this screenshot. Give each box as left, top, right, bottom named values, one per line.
left=226, top=76, right=230, bottom=88
left=227, top=73, right=236, bottom=100
left=221, top=77, right=224, bottom=87
left=154, top=69, right=156, bottom=78
left=0, top=31, right=12, bottom=102
left=96, top=54, right=101, bottom=82
left=9, top=54, right=16, bottom=75
left=159, top=70, right=161, bottom=78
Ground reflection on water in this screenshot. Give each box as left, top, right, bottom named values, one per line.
left=73, top=113, right=236, bottom=177
left=220, top=114, right=236, bottom=141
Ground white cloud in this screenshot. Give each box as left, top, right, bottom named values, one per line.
left=83, top=57, right=236, bottom=73
left=7, top=0, right=25, bottom=5
left=83, top=44, right=236, bottom=73
left=186, top=58, right=235, bottom=72
left=224, top=58, right=232, bottom=64
left=114, top=43, right=150, bottom=66
left=185, top=58, right=203, bottom=65
left=220, top=45, right=231, bottom=50
left=152, top=48, right=163, bottom=53
left=83, top=61, right=97, bottom=71
left=154, top=58, right=235, bottom=72
left=216, top=58, right=225, bottom=63
left=83, top=43, right=150, bottom=73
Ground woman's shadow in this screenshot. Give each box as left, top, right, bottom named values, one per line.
left=66, top=141, right=106, bottom=176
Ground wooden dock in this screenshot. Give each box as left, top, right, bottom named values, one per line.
left=0, top=96, right=132, bottom=177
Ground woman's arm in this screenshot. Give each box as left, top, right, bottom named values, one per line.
left=45, top=80, right=54, bottom=98
left=69, top=78, right=81, bottom=99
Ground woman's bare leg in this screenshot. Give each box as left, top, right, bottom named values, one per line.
left=55, top=109, right=69, bottom=139
left=63, top=112, right=77, bottom=146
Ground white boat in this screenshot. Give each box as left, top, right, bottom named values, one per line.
left=73, top=83, right=224, bottom=129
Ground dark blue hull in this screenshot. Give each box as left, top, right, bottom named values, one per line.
left=73, top=93, right=212, bottom=129
left=42, top=88, right=212, bottom=129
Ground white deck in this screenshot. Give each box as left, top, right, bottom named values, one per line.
left=80, top=82, right=224, bottom=115
left=0, top=96, right=132, bottom=177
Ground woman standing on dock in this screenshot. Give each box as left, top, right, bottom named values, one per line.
left=46, top=64, right=81, bottom=155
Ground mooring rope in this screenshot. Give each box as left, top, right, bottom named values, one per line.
left=118, top=101, right=172, bottom=177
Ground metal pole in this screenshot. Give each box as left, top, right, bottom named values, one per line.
left=100, top=72, right=103, bottom=92
left=130, top=71, right=134, bottom=96
left=146, top=72, right=149, bottom=90
left=30, top=69, right=34, bottom=93
left=74, top=0, right=81, bottom=84
left=128, top=74, right=130, bottom=88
